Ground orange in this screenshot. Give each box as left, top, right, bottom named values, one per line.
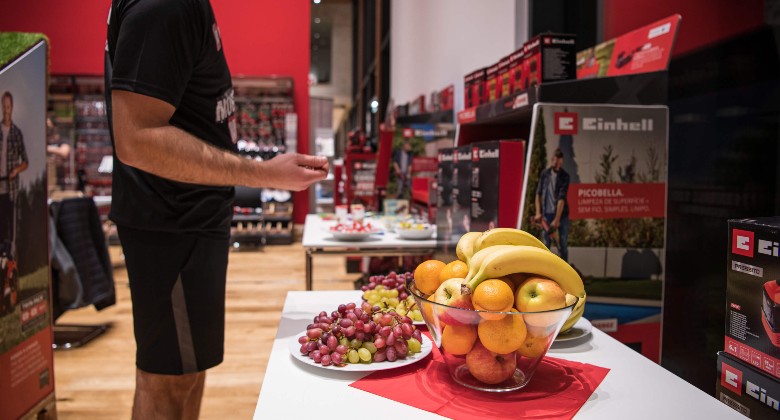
left=477, top=309, right=527, bottom=354
left=439, top=260, right=469, bottom=283
left=441, top=324, right=478, bottom=355
left=414, top=260, right=446, bottom=295
left=516, top=333, right=549, bottom=359
left=472, top=279, right=515, bottom=320
left=422, top=295, right=437, bottom=325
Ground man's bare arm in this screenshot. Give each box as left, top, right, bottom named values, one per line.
left=112, top=90, right=328, bottom=191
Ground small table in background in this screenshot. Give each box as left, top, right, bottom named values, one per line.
left=301, top=214, right=436, bottom=290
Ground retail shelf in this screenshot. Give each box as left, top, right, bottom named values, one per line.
left=234, top=95, right=294, bottom=104
left=396, top=109, right=454, bottom=125
left=263, top=214, right=293, bottom=222
left=77, top=115, right=108, bottom=123
left=455, top=71, right=668, bottom=146
left=50, top=93, right=74, bottom=101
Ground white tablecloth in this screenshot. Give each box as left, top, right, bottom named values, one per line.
left=254, top=291, right=740, bottom=419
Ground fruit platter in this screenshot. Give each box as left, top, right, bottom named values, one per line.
left=292, top=301, right=432, bottom=371
left=408, top=228, right=587, bottom=392
left=327, top=221, right=382, bottom=241
left=395, top=221, right=435, bottom=240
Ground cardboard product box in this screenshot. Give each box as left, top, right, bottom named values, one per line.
left=717, top=351, right=780, bottom=418
left=473, top=68, right=487, bottom=106
left=441, top=85, right=454, bottom=111
left=726, top=218, right=780, bottom=381
left=451, top=146, right=473, bottom=238
left=497, top=55, right=512, bottom=98
left=508, top=48, right=525, bottom=94
left=485, top=62, right=500, bottom=103
left=524, top=33, right=577, bottom=87
left=464, top=72, right=474, bottom=109
left=470, top=140, right=525, bottom=232
left=435, top=148, right=455, bottom=253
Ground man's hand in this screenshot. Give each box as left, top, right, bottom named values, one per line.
left=550, top=219, right=560, bottom=230
left=533, top=213, right=542, bottom=223
left=259, top=153, right=329, bottom=191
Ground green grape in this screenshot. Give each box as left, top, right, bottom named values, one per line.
left=350, top=338, right=363, bottom=349
left=339, top=337, right=349, bottom=347
left=396, top=308, right=407, bottom=316
left=387, top=289, right=399, bottom=298
left=357, top=348, right=372, bottom=362
left=347, top=349, right=359, bottom=364
left=411, top=310, right=422, bottom=321
left=387, top=298, right=399, bottom=307
left=362, top=342, right=377, bottom=353
left=407, top=338, right=422, bottom=353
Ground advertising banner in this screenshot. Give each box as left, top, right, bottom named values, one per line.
left=0, top=40, right=54, bottom=419
left=576, top=14, right=681, bottom=79
left=520, top=103, right=668, bottom=362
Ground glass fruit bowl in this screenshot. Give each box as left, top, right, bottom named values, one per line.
left=408, top=279, right=576, bottom=392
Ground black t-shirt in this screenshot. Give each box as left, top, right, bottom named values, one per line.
left=106, top=0, right=237, bottom=238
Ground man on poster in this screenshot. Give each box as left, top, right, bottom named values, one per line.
left=0, top=91, right=28, bottom=258
left=534, top=148, right=570, bottom=262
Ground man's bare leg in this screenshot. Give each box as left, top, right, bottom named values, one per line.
left=132, top=368, right=206, bottom=420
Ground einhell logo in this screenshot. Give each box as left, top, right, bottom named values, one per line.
left=732, top=229, right=754, bottom=258
left=721, top=361, right=743, bottom=396
left=472, top=147, right=479, bottom=161
left=554, top=112, right=578, bottom=135
left=583, top=117, right=654, bottom=132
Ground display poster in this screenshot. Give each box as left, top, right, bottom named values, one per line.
left=520, top=103, right=668, bottom=362
left=576, top=14, right=680, bottom=79
left=390, top=123, right=454, bottom=200
left=0, top=40, right=54, bottom=419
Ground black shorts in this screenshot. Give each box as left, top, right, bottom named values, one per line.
left=118, top=226, right=229, bottom=375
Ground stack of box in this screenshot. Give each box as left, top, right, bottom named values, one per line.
left=451, top=146, right=473, bottom=237
left=435, top=148, right=455, bottom=258
left=484, top=62, right=500, bottom=103
left=462, top=33, right=577, bottom=109
left=720, top=218, right=780, bottom=417
left=464, top=68, right=485, bottom=109
left=470, top=140, right=525, bottom=232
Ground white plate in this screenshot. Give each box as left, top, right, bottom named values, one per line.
left=289, top=332, right=433, bottom=372
left=555, top=317, right=593, bottom=342
left=396, top=228, right=435, bottom=240
left=330, top=230, right=382, bottom=241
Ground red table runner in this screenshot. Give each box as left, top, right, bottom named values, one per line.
left=349, top=342, right=609, bottom=420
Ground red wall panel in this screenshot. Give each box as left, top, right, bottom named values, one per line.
left=603, top=0, right=764, bottom=57
left=0, top=0, right=312, bottom=221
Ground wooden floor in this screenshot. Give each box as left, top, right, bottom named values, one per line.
left=53, top=242, right=360, bottom=419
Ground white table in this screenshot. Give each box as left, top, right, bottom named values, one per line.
left=254, top=290, right=742, bottom=419
left=302, top=214, right=437, bottom=290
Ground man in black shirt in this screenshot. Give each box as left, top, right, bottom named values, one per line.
left=106, top=1, right=328, bottom=417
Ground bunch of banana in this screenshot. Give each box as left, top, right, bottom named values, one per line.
left=454, top=228, right=586, bottom=332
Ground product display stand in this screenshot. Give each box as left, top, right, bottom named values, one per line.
left=451, top=71, right=670, bottom=363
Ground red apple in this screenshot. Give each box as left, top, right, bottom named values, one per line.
left=466, top=341, right=517, bottom=384
left=515, top=277, right=567, bottom=328
left=433, top=278, right=478, bottom=325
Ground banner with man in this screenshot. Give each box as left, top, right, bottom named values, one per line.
left=520, top=103, right=668, bottom=363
